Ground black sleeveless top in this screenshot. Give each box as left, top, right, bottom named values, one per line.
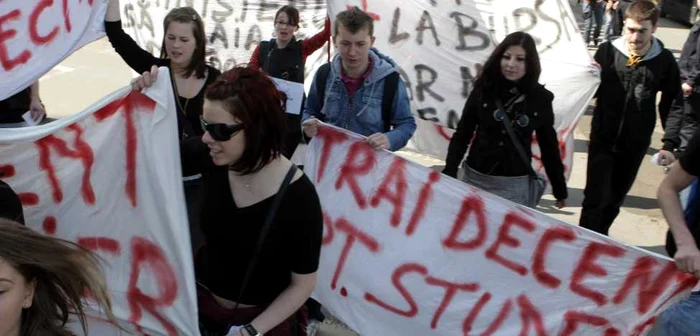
left=259, top=38, right=305, bottom=84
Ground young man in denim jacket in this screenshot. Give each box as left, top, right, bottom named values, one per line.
left=302, top=7, right=416, bottom=151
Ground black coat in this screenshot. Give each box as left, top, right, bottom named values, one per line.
left=592, top=40, right=681, bottom=151
left=662, top=21, right=700, bottom=153
left=678, top=20, right=700, bottom=87
left=444, top=83, right=568, bottom=201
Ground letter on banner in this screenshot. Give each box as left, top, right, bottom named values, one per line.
left=305, top=123, right=694, bottom=336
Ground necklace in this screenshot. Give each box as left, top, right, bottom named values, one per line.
left=231, top=171, right=254, bottom=190
left=177, top=97, right=190, bottom=115
left=242, top=176, right=253, bottom=190
left=170, top=72, right=192, bottom=116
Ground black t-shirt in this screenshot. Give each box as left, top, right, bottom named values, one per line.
left=183, top=139, right=323, bottom=305
left=104, top=21, right=221, bottom=138
left=0, top=88, right=30, bottom=124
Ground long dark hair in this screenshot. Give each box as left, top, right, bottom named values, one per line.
left=0, top=219, right=116, bottom=336
left=473, top=32, right=541, bottom=94
left=160, top=7, right=207, bottom=79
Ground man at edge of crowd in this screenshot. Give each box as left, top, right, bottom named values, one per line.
left=579, top=0, right=682, bottom=236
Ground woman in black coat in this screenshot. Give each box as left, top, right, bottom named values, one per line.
left=443, top=32, right=568, bottom=208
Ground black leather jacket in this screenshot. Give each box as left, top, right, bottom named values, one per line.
left=663, top=20, right=700, bottom=153
left=444, top=83, right=568, bottom=200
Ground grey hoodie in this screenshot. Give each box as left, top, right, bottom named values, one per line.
left=612, top=35, right=663, bottom=61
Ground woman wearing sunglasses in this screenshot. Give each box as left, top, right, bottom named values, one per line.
left=248, top=6, right=330, bottom=160
left=443, top=32, right=568, bottom=209
left=132, top=66, right=323, bottom=336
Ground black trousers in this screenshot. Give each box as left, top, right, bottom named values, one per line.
left=579, top=142, right=647, bottom=235
left=678, top=93, right=700, bottom=151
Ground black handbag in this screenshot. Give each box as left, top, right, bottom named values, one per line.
left=495, top=99, right=546, bottom=208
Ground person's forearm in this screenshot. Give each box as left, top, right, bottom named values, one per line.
left=247, top=281, right=315, bottom=334
left=106, top=0, right=121, bottom=22
left=658, top=183, right=697, bottom=247
left=386, top=122, right=416, bottom=151
left=30, top=81, right=40, bottom=100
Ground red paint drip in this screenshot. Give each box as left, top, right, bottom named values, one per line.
left=78, top=237, right=122, bottom=255
left=42, top=216, right=57, bottom=235
left=340, top=287, right=348, bottom=297
left=35, top=124, right=96, bottom=205
left=435, top=124, right=452, bottom=141
left=62, top=0, right=72, bottom=32
left=18, top=193, right=39, bottom=206
left=94, top=91, right=156, bottom=207
left=0, top=165, right=16, bottom=178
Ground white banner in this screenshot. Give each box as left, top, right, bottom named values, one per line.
left=325, top=0, right=600, bottom=178
left=306, top=124, right=697, bottom=336
left=0, top=68, right=199, bottom=336
left=120, top=0, right=597, bottom=180
left=0, top=0, right=107, bottom=100
left=119, top=0, right=329, bottom=83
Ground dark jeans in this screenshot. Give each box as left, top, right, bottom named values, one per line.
left=679, top=93, right=700, bottom=151
left=184, top=178, right=204, bottom=254
left=582, top=1, right=605, bottom=45
left=659, top=291, right=700, bottom=336
left=686, top=179, right=700, bottom=224
left=579, top=142, right=647, bottom=235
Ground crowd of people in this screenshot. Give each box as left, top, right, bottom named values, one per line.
left=1, top=0, right=699, bottom=335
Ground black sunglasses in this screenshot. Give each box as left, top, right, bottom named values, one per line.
left=199, top=116, right=245, bottom=141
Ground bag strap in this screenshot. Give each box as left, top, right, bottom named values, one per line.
left=232, top=164, right=298, bottom=314
left=495, top=99, right=538, bottom=178
left=381, top=72, right=399, bottom=133
left=315, top=63, right=332, bottom=119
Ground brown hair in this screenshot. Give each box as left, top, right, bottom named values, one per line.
left=624, top=0, right=661, bottom=26
left=160, top=7, right=207, bottom=78
left=275, top=5, right=300, bottom=27
left=205, top=66, right=287, bottom=175
left=334, top=6, right=374, bottom=37
left=0, top=219, right=116, bottom=336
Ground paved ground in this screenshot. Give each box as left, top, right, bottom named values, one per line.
left=37, top=2, right=693, bottom=335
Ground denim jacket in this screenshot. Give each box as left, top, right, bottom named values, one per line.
left=303, top=48, right=416, bottom=151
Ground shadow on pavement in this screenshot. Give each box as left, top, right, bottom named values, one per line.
left=574, top=138, right=588, bottom=153
left=540, top=187, right=659, bottom=211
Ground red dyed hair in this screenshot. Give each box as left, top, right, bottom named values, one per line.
left=205, top=66, right=287, bottom=174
